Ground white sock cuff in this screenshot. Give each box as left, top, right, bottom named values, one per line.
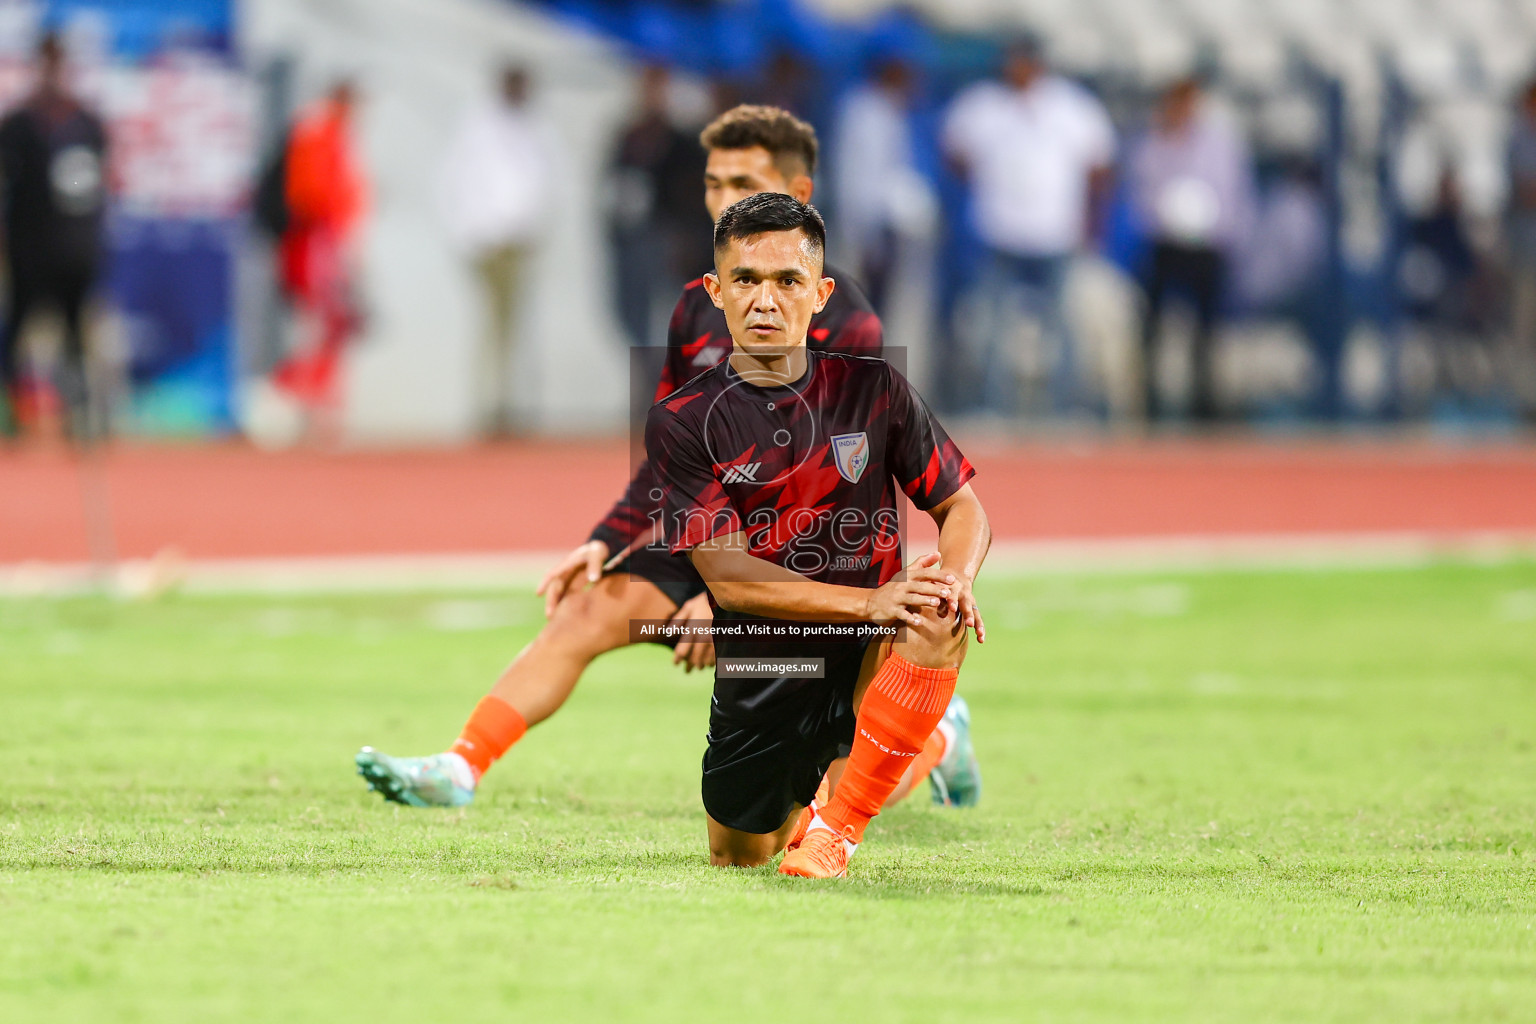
left=444, top=751, right=477, bottom=790
left=807, top=813, right=858, bottom=856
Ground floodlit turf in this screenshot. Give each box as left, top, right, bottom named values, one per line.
left=2, top=561, right=1535, bottom=1022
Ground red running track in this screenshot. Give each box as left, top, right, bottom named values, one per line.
left=2, top=436, right=1535, bottom=563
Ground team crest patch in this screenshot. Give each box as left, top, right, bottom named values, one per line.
left=831, top=432, right=869, bottom=484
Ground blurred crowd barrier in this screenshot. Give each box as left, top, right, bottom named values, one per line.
left=6, top=0, right=1536, bottom=444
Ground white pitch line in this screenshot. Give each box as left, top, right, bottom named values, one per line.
left=2, top=531, right=1533, bottom=598
left=980, top=530, right=1536, bottom=574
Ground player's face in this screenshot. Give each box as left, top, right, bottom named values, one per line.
left=703, top=147, right=813, bottom=221
left=703, top=229, right=835, bottom=355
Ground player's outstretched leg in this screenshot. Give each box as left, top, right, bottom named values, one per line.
left=927, top=695, right=982, bottom=807
left=356, top=573, right=676, bottom=807
left=820, top=689, right=982, bottom=810
left=356, top=747, right=477, bottom=807
left=780, top=607, right=966, bottom=878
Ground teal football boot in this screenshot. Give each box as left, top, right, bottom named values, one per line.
left=356, top=747, right=476, bottom=808
left=928, top=695, right=982, bottom=807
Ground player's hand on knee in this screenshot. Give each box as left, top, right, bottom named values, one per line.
left=670, top=592, right=716, bottom=672
left=536, top=540, right=609, bottom=619
left=938, top=574, right=987, bottom=645
left=864, top=551, right=956, bottom=628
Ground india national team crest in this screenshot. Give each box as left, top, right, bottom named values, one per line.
left=831, top=432, right=870, bottom=484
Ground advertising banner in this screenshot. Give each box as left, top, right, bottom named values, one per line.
left=0, top=0, right=249, bottom=433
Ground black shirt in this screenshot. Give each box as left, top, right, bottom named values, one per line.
left=0, top=98, right=108, bottom=273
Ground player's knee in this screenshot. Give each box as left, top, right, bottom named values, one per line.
left=708, top=836, right=774, bottom=868
left=710, top=849, right=772, bottom=868
left=899, top=605, right=967, bottom=669
left=545, top=586, right=629, bottom=657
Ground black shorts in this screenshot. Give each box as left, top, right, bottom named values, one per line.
left=701, top=640, right=870, bottom=834
left=609, top=545, right=705, bottom=611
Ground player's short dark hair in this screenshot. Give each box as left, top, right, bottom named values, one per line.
left=700, top=104, right=818, bottom=178
left=713, top=191, right=825, bottom=259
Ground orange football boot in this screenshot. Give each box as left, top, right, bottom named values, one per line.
left=784, top=775, right=833, bottom=853
left=777, top=824, right=855, bottom=878
left=785, top=806, right=814, bottom=853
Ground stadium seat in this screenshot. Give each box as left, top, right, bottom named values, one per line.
left=1392, top=34, right=1466, bottom=101
left=1217, top=30, right=1288, bottom=93
left=1471, top=33, right=1536, bottom=94
left=1048, top=20, right=1111, bottom=77
left=1127, top=24, right=1199, bottom=86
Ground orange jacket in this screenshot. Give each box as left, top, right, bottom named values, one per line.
left=284, top=99, right=368, bottom=234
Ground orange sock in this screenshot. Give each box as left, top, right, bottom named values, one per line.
left=820, top=654, right=958, bottom=843
left=449, top=695, right=527, bottom=780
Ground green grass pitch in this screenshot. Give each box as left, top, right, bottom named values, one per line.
left=2, top=561, right=1534, bottom=1022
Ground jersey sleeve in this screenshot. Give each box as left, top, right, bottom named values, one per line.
left=654, top=281, right=716, bottom=403
left=824, top=278, right=884, bottom=358
left=884, top=364, right=975, bottom=510
left=645, top=400, right=742, bottom=553
left=587, top=457, right=662, bottom=554
left=832, top=308, right=883, bottom=358
left=653, top=289, right=692, bottom=403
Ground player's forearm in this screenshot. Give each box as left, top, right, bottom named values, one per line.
left=712, top=579, right=875, bottom=622
left=934, top=492, right=990, bottom=583
left=690, top=545, right=871, bottom=622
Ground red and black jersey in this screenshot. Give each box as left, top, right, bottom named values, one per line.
left=644, top=350, right=974, bottom=593
left=589, top=264, right=882, bottom=555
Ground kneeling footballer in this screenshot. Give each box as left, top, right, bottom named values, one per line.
left=646, top=191, right=990, bottom=876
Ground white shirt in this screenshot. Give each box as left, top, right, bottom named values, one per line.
left=942, top=76, right=1115, bottom=256
left=1127, top=103, right=1254, bottom=250
left=437, top=101, right=556, bottom=252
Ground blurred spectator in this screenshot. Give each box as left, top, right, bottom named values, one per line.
left=1506, top=78, right=1536, bottom=419
left=1127, top=76, right=1254, bottom=421
left=1403, top=170, right=1477, bottom=321
left=833, top=57, right=937, bottom=316
left=1400, top=166, right=1494, bottom=405
left=1234, top=158, right=1326, bottom=313
left=0, top=33, right=108, bottom=440
left=943, top=35, right=1115, bottom=415
left=271, top=79, right=369, bottom=442
left=606, top=65, right=710, bottom=348
left=437, top=64, right=556, bottom=437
